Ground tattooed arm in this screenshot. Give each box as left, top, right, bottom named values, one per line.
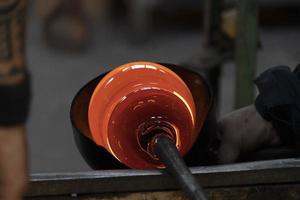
left=0, top=0, right=29, bottom=199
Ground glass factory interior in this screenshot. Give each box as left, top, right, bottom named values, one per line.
left=1, top=0, right=300, bottom=199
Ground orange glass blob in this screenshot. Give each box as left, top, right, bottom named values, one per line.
left=88, top=62, right=197, bottom=169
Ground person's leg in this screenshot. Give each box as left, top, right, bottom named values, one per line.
left=0, top=0, right=29, bottom=199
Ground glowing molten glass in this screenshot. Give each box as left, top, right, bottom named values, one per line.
left=88, top=62, right=197, bottom=169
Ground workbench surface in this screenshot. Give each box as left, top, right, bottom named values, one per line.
left=26, top=158, right=300, bottom=199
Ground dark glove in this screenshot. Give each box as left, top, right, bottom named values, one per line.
left=255, top=64, right=300, bottom=145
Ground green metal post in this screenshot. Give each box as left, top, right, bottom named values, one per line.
left=235, top=0, right=258, bottom=108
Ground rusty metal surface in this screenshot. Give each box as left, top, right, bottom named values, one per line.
left=27, top=158, right=300, bottom=198
left=25, top=184, right=300, bottom=200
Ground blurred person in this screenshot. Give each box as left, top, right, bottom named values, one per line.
left=218, top=65, right=300, bottom=163
left=218, top=104, right=280, bottom=163
left=36, top=0, right=109, bottom=51
left=39, top=0, right=89, bottom=51
left=0, top=0, right=30, bottom=199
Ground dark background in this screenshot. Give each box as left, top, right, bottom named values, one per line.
left=26, top=0, right=300, bottom=173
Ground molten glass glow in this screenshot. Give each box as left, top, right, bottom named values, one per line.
left=88, top=61, right=197, bottom=169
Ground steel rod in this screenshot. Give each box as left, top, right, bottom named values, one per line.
left=154, top=135, right=208, bottom=200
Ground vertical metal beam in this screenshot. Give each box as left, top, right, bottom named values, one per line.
left=203, top=0, right=222, bottom=101
left=235, top=0, right=258, bottom=108
left=203, top=0, right=221, bottom=47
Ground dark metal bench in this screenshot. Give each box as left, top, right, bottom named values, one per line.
left=26, top=158, right=300, bottom=199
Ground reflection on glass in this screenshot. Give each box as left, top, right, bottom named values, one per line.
left=88, top=62, right=197, bottom=169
